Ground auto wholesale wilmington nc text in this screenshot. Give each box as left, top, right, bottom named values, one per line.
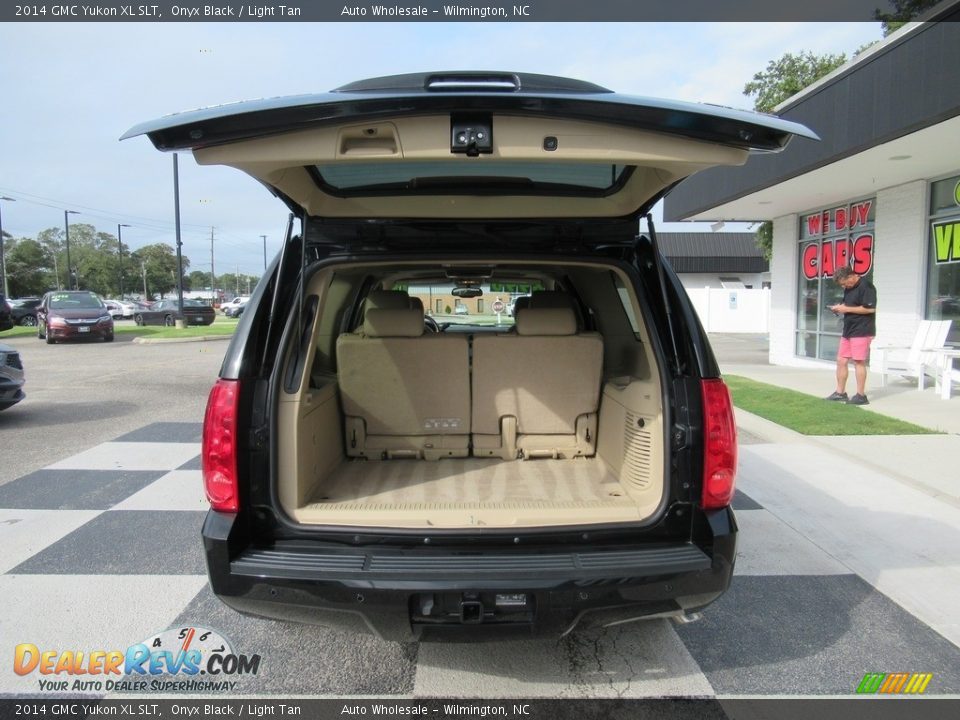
left=341, top=706, right=530, bottom=717
left=341, top=5, right=532, bottom=17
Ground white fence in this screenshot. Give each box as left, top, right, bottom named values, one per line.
left=685, top=288, right=771, bottom=333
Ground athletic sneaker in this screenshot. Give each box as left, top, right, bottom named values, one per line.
left=825, top=391, right=848, bottom=401
left=847, top=394, right=869, bottom=405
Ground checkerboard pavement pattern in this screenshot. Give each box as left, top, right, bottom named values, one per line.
left=2, top=423, right=959, bottom=697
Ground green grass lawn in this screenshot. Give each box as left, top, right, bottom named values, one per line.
left=725, top=375, right=940, bottom=436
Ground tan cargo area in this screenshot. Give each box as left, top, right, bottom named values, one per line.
left=275, top=261, right=666, bottom=529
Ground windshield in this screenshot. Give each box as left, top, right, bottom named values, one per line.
left=401, top=282, right=543, bottom=327
left=49, top=293, right=104, bottom=310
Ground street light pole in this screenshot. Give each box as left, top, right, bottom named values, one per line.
left=261, top=234, right=267, bottom=270
left=64, top=210, right=80, bottom=290
left=173, top=154, right=185, bottom=318
left=117, top=224, right=131, bottom=298
left=0, top=196, right=16, bottom=298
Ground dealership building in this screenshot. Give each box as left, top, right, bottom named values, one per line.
left=664, top=4, right=960, bottom=366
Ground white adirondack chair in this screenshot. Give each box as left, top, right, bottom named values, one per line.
left=872, top=320, right=952, bottom=388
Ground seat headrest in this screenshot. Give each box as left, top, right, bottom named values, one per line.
left=512, top=296, right=531, bottom=313
left=363, top=308, right=424, bottom=338
left=409, top=296, right=424, bottom=312
left=516, top=307, right=577, bottom=336
left=530, top=291, right=575, bottom=309
left=364, top=290, right=410, bottom=311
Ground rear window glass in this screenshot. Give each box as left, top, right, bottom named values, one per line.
left=49, top=293, right=103, bottom=309
left=316, top=162, right=631, bottom=194
left=183, top=299, right=210, bottom=308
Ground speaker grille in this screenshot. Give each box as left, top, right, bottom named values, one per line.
left=623, top=412, right=653, bottom=490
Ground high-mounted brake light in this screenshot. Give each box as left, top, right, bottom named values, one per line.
left=202, top=378, right=240, bottom=512
left=700, top=379, right=738, bottom=509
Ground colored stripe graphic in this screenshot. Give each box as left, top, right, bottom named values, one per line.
left=858, top=672, right=932, bottom=694
left=880, top=673, right=906, bottom=693
left=857, top=673, right=885, bottom=694
left=911, top=674, right=933, bottom=694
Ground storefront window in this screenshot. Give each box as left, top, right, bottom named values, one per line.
left=926, top=174, right=960, bottom=344
left=796, top=198, right=876, bottom=360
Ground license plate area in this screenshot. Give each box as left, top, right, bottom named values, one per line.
left=78, top=326, right=91, bottom=333
left=410, top=592, right=535, bottom=626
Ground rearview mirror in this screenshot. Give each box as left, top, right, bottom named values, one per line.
left=452, top=286, right=483, bottom=299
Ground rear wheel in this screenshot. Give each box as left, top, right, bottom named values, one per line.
left=163, top=314, right=174, bottom=327
left=134, top=314, right=143, bottom=326
left=20, top=315, right=37, bottom=327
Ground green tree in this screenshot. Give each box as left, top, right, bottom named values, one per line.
left=131, top=243, right=190, bottom=299
left=36, top=228, right=66, bottom=290
left=188, top=270, right=213, bottom=292
left=5, top=238, right=54, bottom=296
left=743, top=50, right=849, bottom=258
left=743, top=51, right=848, bottom=113
left=217, top=272, right=260, bottom=296
left=875, top=0, right=940, bottom=36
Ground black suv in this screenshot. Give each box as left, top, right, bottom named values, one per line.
left=126, top=72, right=815, bottom=641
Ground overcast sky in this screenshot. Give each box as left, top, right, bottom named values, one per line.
left=0, top=21, right=883, bottom=277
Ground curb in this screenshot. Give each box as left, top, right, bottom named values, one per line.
left=734, top=408, right=805, bottom=445
left=734, top=406, right=960, bottom=509
left=132, top=334, right=233, bottom=345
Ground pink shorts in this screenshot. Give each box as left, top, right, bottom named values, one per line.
left=838, top=336, right=873, bottom=361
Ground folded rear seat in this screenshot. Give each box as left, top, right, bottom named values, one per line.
left=337, top=307, right=470, bottom=460
left=471, top=306, right=604, bottom=460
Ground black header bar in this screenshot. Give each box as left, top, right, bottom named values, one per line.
left=0, top=0, right=928, bottom=23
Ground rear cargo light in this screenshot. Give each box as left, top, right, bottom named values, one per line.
left=700, top=378, right=738, bottom=509
left=202, top=378, right=240, bottom=512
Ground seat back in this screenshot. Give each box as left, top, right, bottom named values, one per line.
left=472, top=307, right=603, bottom=459
left=912, top=320, right=952, bottom=366
left=337, top=307, right=470, bottom=460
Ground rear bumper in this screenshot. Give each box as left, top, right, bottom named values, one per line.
left=203, top=510, right=737, bottom=642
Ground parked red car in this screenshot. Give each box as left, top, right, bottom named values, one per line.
left=37, top=291, right=114, bottom=343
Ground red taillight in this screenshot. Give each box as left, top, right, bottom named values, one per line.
left=202, top=378, right=240, bottom=512
left=700, top=378, right=738, bottom=509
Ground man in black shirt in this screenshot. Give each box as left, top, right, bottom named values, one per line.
left=825, top=266, right=877, bottom=405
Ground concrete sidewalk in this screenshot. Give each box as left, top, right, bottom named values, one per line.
left=711, top=333, right=960, bottom=504
left=710, top=333, right=960, bottom=648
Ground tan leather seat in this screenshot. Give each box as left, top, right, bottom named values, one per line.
left=337, top=306, right=470, bottom=460
left=472, top=306, right=603, bottom=459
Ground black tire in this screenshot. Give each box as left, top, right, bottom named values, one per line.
left=20, top=315, right=37, bottom=327
left=134, top=314, right=143, bottom=326
left=104, top=333, right=115, bottom=343
left=37, top=323, right=45, bottom=340
left=163, top=314, right=174, bottom=327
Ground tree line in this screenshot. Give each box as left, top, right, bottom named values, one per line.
left=3, top=224, right=258, bottom=299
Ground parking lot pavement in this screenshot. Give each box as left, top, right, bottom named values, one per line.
left=3, top=423, right=960, bottom=697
